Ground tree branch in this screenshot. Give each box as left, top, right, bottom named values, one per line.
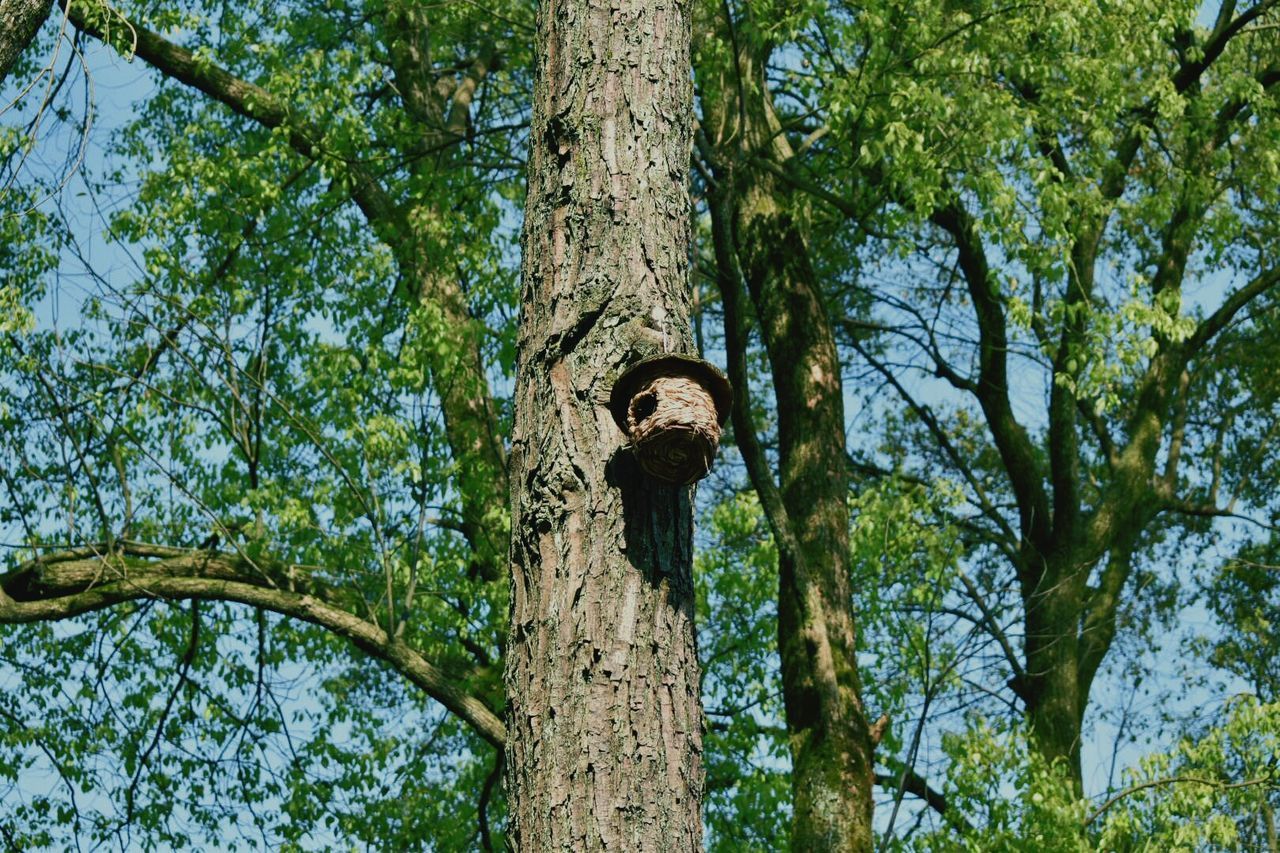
left=1077, top=536, right=1136, bottom=704
left=383, top=2, right=496, bottom=155
left=1086, top=773, right=1275, bottom=826
left=931, top=200, right=1051, bottom=552
left=956, top=568, right=1028, bottom=690
left=1176, top=0, right=1278, bottom=95
left=1185, top=265, right=1280, bottom=356
left=0, top=0, right=51, bottom=87
left=66, top=4, right=399, bottom=236
left=874, top=769, right=974, bottom=834
left=1097, top=0, right=1278, bottom=203
left=0, top=543, right=507, bottom=747
left=1162, top=369, right=1191, bottom=490
left=847, top=337, right=1021, bottom=552
left=125, top=599, right=200, bottom=824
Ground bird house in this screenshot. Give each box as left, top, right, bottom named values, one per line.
left=608, top=354, right=733, bottom=485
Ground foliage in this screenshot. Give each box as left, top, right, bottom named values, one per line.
left=2, top=0, right=1279, bottom=848
left=697, top=490, right=791, bottom=851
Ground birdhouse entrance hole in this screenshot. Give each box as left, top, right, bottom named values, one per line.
left=630, top=391, right=659, bottom=426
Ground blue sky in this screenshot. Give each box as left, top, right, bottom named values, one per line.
left=1, top=0, right=1270, bottom=846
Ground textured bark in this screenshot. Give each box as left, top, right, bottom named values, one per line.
left=0, top=0, right=49, bottom=87
left=502, top=0, right=704, bottom=847
left=698, top=45, right=874, bottom=851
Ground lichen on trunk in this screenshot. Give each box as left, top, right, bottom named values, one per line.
left=0, top=0, right=50, bottom=87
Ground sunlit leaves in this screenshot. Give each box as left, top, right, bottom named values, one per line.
left=696, top=491, right=791, bottom=850
left=1096, top=696, right=1280, bottom=850
left=0, top=0, right=531, bottom=844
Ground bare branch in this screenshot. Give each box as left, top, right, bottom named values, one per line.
left=874, top=770, right=974, bottom=834
left=847, top=336, right=1021, bottom=552
left=1161, top=500, right=1276, bottom=531
left=956, top=568, right=1028, bottom=690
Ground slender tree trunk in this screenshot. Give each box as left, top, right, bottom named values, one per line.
left=735, top=177, right=874, bottom=853
left=503, top=0, right=704, bottom=846
left=699, top=47, right=875, bottom=847
left=0, top=0, right=49, bottom=87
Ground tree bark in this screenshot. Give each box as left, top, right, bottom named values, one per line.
left=740, top=191, right=873, bottom=852
left=730, top=170, right=873, bottom=853
left=503, top=0, right=704, bottom=847
left=0, top=0, right=49, bottom=87
left=1022, top=574, right=1087, bottom=788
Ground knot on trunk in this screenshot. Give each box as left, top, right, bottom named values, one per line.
left=609, top=354, right=732, bottom=485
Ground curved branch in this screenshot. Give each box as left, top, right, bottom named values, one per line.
left=65, top=4, right=399, bottom=237
left=0, top=544, right=507, bottom=747
left=1161, top=500, right=1276, bottom=530
left=1185, top=265, right=1280, bottom=356
left=931, top=201, right=1051, bottom=553
left=1086, top=773, right=1275, bottom=826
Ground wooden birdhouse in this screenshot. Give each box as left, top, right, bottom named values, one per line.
left=608, top=354, right=733, bottom=485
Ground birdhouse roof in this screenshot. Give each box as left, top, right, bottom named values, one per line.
left=608, top=353, right=733, bottom=434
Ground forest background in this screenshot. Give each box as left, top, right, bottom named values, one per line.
left=1, top=0, right=1279, bottom=849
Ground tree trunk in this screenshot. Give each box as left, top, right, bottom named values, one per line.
left=503, top=0, right=704, bottom=846
left=735, top=178, right=874, bottom=853
left=1022, top=490, right=1156, bottom=791
left=1023, top=579, right=1087, bottom=792
left=698, top=46, right=875, bottom=848
left=0, top=0, right=49, bottom=86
